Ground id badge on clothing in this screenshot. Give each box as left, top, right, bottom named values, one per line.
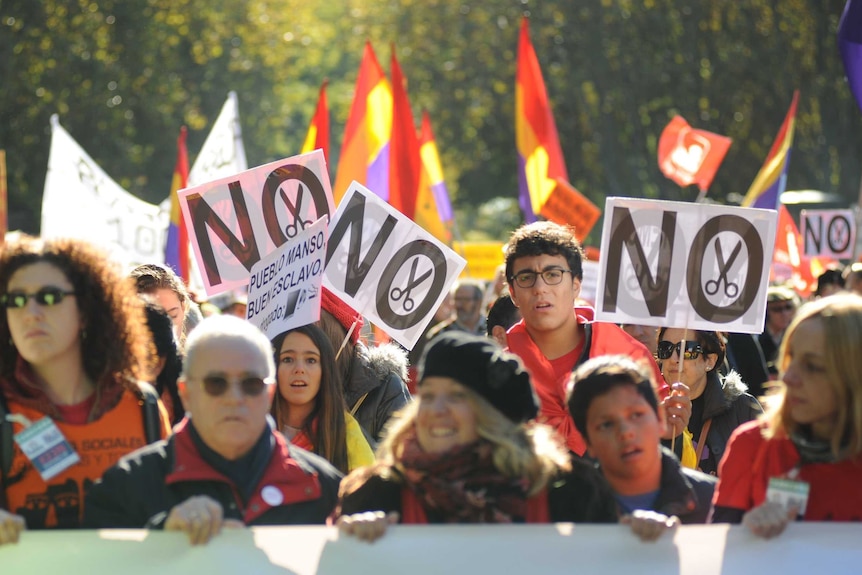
left=13, top=416, right=80, bottom=481
left=766, top=477, right=810, bottom=517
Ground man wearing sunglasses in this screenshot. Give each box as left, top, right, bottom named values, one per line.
left=503, top=222, right=691, bottom=457
left=84, top=315, right=343, bottom=544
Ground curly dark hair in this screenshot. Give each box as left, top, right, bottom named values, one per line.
left=504, top=221, right=585, bottom=282
left=0, top=235, right=154, bottom=385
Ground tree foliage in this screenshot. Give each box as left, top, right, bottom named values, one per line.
left=1, top=0, right=859, bottom=244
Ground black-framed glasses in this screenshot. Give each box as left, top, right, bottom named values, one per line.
left=656, top=340, right=704, bottom=361
left=509, top=268, right=573, bottom=288
left=197, top=375, right=274, bottom=397
left=0, top=287, right=77, bottom=309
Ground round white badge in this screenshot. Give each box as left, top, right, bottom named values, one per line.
left=261, top=485, right=284, bottom=507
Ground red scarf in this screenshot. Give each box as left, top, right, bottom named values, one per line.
left=396, top=428, right=529, bottom=523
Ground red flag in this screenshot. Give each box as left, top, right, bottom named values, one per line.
left=772, top=204, right=835, bottom=297
left=388, top=46, right=420, bottom=219
left=657, top=115, right=732, bottom=190
left=301, top=80, right=330, bottom=161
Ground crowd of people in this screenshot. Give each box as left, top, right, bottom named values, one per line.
left=1, top=221, right=862, bottom=549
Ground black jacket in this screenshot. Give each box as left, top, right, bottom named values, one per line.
left=336, top=457, right=618, bottom=524
left=83, top=421, right=342, bottom=528
left=651, top=448, right=717, bottom=524
left=345, top=343, right=411, bottom=442
left=698, top=371, right=763, bottom=473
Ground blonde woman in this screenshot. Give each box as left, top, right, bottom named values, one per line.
left=333, top=332, right=617, bottom=538
left=712, top=293, right=862, bottom=537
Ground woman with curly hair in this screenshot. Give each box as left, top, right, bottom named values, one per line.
left=332, top=332, right=620, bottom=540
left=0, top=235, right=171, bottom=545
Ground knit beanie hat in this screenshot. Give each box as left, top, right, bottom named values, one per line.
left=321, top=287, right=364, bottom=344
left=418, top=331, right=539, bottom=424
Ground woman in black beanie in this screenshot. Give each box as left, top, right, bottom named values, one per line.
left=332, top=331, right=619, bottom=538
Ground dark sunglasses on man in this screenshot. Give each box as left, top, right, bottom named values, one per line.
left=194, top=375, right=274, bottom=397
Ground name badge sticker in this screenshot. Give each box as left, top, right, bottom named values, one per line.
left=13, top=417, right=80, bottom=481
left=766, top=477, right=810, bottom=517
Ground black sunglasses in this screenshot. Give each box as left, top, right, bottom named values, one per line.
left=656, top=340, right=704, bottom=361
left=198, top=375, right=273, bottom=397
left=1, top=287, right=77, bottom=309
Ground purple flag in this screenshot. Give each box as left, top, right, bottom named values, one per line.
left=839, top=0, right=862, bottom=114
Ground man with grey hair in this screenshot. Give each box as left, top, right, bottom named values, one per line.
left=84, top=315, right=342, bottom=544
left=426, top=278, right=487, bottom=340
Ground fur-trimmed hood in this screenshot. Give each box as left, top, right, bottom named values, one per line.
left=720, top=370, right=749, bottom=402
left=702, top=369, right=751, bottom=420
left=344, top=342, right=409, bottom=405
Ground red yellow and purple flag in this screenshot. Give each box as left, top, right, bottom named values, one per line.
left=839, top=0, right=862, bottom=115
left=388, top=47, right=420, bottom=220
left=416, top=111, right=454, bottom=244
left=740, top=91, right=799, bottom=210
left=164, top=126, right=190, bottom=283
left=301, top=80, right=330, bottom=161
left=333, top=42, right=392, bottom=204
left=515, top=17, right=569, bottom=223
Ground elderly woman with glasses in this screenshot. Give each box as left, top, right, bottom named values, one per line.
left=657, top=328, right=762, bottom=475
left=0, top=235, right=171, bottom=545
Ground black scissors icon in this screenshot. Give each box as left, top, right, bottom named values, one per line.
left=705, top=238, right=742, bottom=298
left=280, top=188, right=312, bottom=238
left=390, top=259, right=431, bottom=312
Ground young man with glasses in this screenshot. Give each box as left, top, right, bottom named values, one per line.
left=504, top=222, right=691, bottom=456
left=84, top=316, right=342, bottom=544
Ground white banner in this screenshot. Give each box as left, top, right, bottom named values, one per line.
left=595, top=198, right=777, bottom=334
left=323, top=182, right=466, bottom=349
left=801, top=209, right=856, bottom=259
left=188, top=91, right=248, bottom=187
left=3, top=524, right=862, bottom=575
left=247, top=217, right=327, bottom=339
left=178, top=150, right=334, bottom=296
left=41, top=115, right=166, bottom=268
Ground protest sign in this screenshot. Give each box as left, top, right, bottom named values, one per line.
left=41, top=116, right=166, bottom=267
left=452, top=241, right=505, bottom=280
left=801, top=209, right=856, bottom=259
left=324, top=182, right=466, bottom=349
left=538, top=178, right=601, bottom=241
left=246, top=217, right=327, bottom=339
left=4, top=523, right=862, bottom=575
left=596, top=197, right=777, bottom=334
left=178, top=149, right=333, bottom=296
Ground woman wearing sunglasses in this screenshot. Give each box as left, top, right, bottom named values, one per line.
left=0, top=235, right=170, bottom=545
left=657, top=328, right=762, bottom=475
left=271, top=325, right=374, bottom=474
left=712, top=294, right=862, bottom=537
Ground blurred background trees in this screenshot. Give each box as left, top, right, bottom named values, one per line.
left=1, top=0, right=859, bottom=245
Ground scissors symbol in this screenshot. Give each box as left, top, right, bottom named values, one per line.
left=705, top=238, right=742, bottom=298
left=280, top=188, right=312, bottom=238
left=390, top=258, right=431, bottom=312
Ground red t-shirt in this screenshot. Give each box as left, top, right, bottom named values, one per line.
left=714, top=419, right=862, bottom=521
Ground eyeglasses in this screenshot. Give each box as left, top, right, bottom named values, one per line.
left=509, top=268, right=573, bottom=289
left=196, top=375, right=274, bottom=397
left=768, top=303, right=796, bottom=313
left=1, top=287, right=77, bottom=309
left=656, top=340, right=704, bottom=361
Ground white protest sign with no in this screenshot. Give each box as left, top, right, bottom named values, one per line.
left=246, top=217, right=327, bottom=340
left=178, top=149, right=333, bottom=296
left=801, top=209, right=856, bottom=259
left=595, top=197, right=777, bottom=334
left=324, top=182, right=467, bottom=349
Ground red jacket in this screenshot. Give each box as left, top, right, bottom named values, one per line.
left=507, top=309, right=666, bottom=455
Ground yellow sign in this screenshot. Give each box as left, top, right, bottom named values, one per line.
left=453, top=242, right=505, bottom=280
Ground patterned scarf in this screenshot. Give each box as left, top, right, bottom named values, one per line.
left=396, top=428, right=529, bottom=523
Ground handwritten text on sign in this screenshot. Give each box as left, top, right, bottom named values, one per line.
left=178, top=150, right=333, bottom=296
left=595, top=198, right=777, bottom=334
left=247, top=217, right=327, bottom=339
left=324, top=183, right=466, bottom=349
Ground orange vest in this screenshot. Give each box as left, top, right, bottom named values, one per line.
left=5, top=390, right=151, bottom=529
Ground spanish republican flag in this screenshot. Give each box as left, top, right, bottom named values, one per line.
left=740, top=91, right=799, bottom=210
left=164, top=126, right=190, bottom=283
left=333, top=42, right=392, bottom=204
left=516, top=16, right=569, bottom=223
left=388, top=47, right=420, bottom=219
left=301, top=80, right=330, bottom=161
left=416, top=111, right=454, bottom=244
